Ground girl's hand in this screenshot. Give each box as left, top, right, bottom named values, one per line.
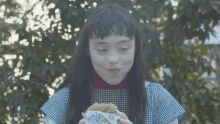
left=79, top=111, right=132, bottom=124
left=80, top=102, right=133, bottom=124
left=117, top=118, right=133, bottom=124
left=78, top=112, right=87, bottom=124
left=78, top=119, right=85, bottom=124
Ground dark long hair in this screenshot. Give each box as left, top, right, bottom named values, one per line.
left=56, top=3, right=155, bottom=124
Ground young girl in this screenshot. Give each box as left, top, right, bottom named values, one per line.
left=40, top=3, right=186, bottom=124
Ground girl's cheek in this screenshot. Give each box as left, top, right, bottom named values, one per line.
left=93, top=52, right=105, bottom=61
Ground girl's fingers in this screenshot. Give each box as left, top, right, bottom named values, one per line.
left=78, top=119, right=85, bottom=124
left=117, top=118, right=128, bottom=124
left=114, top=111, right=129, bottom=120
left=106, top=109, right=117, bottom=114
left=92, top=102, right=99, bottom=105
left=81, top=112, right=86, bottom=118
left=117, top=118, right=133, bottom=124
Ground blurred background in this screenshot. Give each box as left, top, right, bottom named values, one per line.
left=0, top=0, right=220, bottom=123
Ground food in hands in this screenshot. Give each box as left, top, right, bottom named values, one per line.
left=81, top=103, right=129, bottom=124
left=84, top=103, right=119, bottom=115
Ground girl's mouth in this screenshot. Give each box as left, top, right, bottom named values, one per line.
left=107, top=69, right=121, bottom=73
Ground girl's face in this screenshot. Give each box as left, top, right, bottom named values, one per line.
left=89, top=33, right=135, bottom=85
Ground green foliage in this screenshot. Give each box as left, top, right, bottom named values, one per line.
left=0, top=0, right=220, bottom=123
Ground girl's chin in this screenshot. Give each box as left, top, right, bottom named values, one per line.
left=106, top=82, right=121, bottom=85
left=105, top=77, right=123, bottom=85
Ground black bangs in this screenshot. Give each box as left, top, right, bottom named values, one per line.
left=88, top=6, right=136, bottom=41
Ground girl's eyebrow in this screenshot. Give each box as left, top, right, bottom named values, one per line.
left=95, top=40, right=131, bottom=45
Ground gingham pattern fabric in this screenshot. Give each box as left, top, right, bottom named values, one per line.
left=40, top=87, right=70, bottom=124
left=40, top=81, right=186, bottom=124
left=90, top=88, right=129, bottom=113
left=145, top=82, right=186, bottom=124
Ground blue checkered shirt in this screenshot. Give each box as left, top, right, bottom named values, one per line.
left=40, top=81, right=186, bottom=124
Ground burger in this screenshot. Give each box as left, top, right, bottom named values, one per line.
left=84, top=103, right=118, bottom=115
left=81, top=103, right=129, bottom=124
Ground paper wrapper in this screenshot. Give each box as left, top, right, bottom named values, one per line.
left=80, top=111, right=121, bottom=124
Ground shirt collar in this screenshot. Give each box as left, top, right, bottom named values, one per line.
left=93, top=71, right=127, bottom=89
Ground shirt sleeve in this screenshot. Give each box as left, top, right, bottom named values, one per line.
left=45, top=116, right=57, bottom=124
left=40, top=87, right=70, bottom=124
left=169, top=118, right=178, bottom=124
left=154, top=83, right=186, bottom=124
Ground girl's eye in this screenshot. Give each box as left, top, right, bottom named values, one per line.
left=120, top=48, right=128, bottom=51
left=98, top=49, right=107, bottom=52
left=97, top=48, right=129, bottom=52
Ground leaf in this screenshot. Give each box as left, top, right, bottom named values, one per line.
left=197, top=46, right=208, bottom=55
left=150, top=69, right=160, bottom=78
left=187, top=73, right=194, bottom=77
left=198, top=72, right=203, bottom=78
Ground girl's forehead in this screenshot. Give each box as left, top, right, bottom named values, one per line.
left=89, top=35, right=135, bottom=45
left=91, top=33, right=128, bottom=39
left=90, top=31, right=134, bottom=41
left=89, top=24, right=134, bottom=40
